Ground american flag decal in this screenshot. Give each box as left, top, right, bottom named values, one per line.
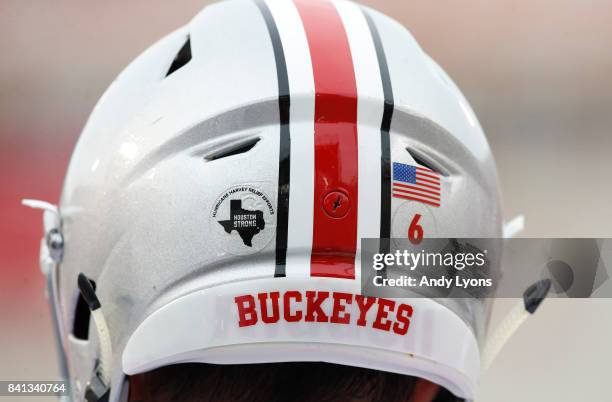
left=392, top=162, right=441, bottom=207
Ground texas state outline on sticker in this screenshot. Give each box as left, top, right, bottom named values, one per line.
left=217, top=199, right=265, bottom=247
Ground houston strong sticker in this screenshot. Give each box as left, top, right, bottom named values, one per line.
left=210, top=185, right=276, bottom=255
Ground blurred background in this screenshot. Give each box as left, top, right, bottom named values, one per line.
left=1, top=1, right=611, bottom=401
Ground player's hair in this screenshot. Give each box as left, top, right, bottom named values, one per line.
left=128, top=362, right=440, bottom=402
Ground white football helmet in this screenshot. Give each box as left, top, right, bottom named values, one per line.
left=26, top=0, right=511, bottom=401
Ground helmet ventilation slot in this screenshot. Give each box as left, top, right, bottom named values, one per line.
left=72, top=278, right=96, bottom=340
left=406, top=147, right=448, bottom=176
left=205, top=137, right=261, bottom=161
left=166, top=36, right=192, bottom=77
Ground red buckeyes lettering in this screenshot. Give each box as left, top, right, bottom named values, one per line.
left=234, top=291, right=413, bottom=336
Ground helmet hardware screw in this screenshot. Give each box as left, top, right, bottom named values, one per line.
left=45, top=228, right=64, bottom=263
left=323, top=190, right=350, bottom=218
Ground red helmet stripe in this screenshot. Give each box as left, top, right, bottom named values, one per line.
left=294, top=0, right=359, bottom=279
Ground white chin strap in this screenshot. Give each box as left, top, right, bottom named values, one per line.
left=481, top=279, right=552, bottom=372
left=482, top=214, right=551, bottom=372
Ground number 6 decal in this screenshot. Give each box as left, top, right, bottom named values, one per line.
left=408, top=214, right=424, bottom=244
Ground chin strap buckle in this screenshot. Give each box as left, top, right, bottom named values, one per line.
left=84, top=365, right=110, bottom=402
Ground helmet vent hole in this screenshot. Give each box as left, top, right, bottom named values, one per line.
left=406, top=148, right=448, bottom=176
left=166, top=36, right=192, bottom=77
left=72, top=278, right=96, bottom=340
left=205, top=137, right=261, bottom=161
